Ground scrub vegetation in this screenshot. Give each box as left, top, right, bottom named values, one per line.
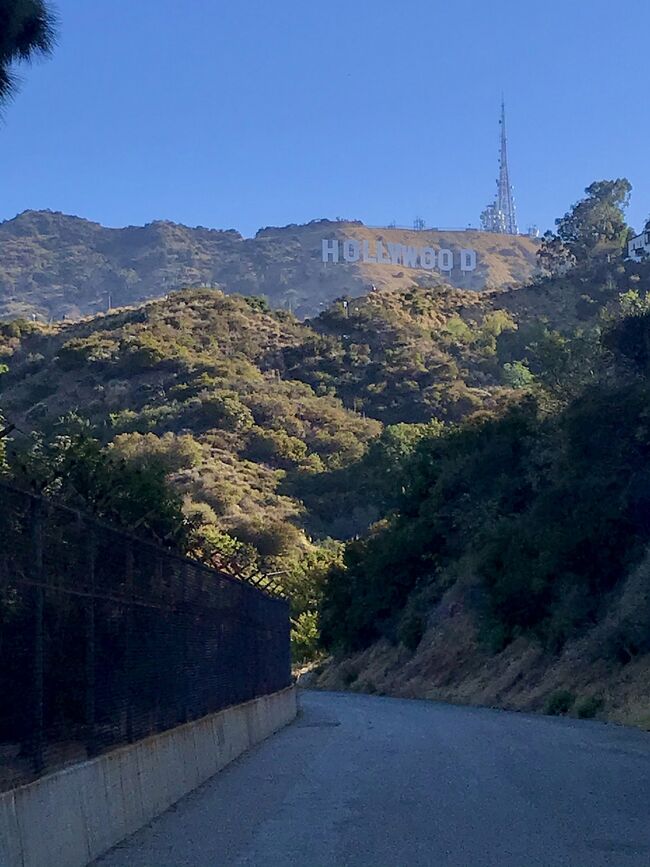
left=312, top=183, right=650, bottom=726
left=3, top=179, right=650, bottom=683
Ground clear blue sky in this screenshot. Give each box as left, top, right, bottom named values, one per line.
left=2, top=0, right=649, bottom=237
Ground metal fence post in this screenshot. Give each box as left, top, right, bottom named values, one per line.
left=124, top=541, right=135, bottom=743
left=85, top=526, right=97, bottom=756
left=154, top=556, right=163, bottom=732
left=180, top=562, right=190, bottom=724
left=30, top=497, right=45, bottom=775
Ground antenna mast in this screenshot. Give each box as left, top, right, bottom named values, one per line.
left=481, top=100, right=519, bottom=234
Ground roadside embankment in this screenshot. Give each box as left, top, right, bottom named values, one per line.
left=305, top=587, right=650, bottom=730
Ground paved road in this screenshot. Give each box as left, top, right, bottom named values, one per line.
left=97, top=690, right=650, bottom=867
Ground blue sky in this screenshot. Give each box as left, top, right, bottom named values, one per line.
left=2, top=0, right=648, bottom=237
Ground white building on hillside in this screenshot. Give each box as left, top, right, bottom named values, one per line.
left=628, top=220, right=650, bottom=261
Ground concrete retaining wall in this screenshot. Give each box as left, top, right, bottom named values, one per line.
left=0, top=686, right=297, bottom=867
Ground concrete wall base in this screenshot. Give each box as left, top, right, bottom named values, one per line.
left=0, top=686, right=297, bottom=867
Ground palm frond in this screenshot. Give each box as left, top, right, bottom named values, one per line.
left=0, top=0, right=58, bottom=104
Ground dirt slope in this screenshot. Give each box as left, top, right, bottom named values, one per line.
left=308, top=583, right=650, bottom=731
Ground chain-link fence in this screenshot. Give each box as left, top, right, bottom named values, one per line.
left=0, top=482, right=291, bottom=792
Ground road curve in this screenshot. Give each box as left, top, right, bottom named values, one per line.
left=96, top=690, right=650, bottom=867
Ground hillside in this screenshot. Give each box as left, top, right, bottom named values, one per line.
left=0, top=275, right=546, bottom=593
left=0, top=277, right=526, bottom=539
left=3, top=237, right=648, bottom=666
left=0, top=290, right=380, bottom=547
left=307, top=265, right=650, bottom=728
left=2, top=256, right=646, bottom=537
left=0, top=210, right=539, bottom=321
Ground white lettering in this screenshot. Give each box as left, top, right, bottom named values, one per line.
left=420, top=247, right=436, bottom=269
left=438, top=249, right=453, bottom=271
left=343, top=239, right=360, bottom=262
left=322, top=239, right=339, bottom=263
left=460, top=249, right=477, bottom=271
left=320, top=237, right=478, bottom=274
left=402, top=245, right=419, bottom=267
left=376, top=241, right=392, bottom=264
left=387, top=242, right=403, bottom=264
left=362, top=240, right=377, bottom=263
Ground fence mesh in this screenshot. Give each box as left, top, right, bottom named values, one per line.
left=0, top=482, right=291, bottom=792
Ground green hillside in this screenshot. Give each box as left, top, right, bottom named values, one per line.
left=0, top=290, right=379, bottom=545
left=3, top=179, right=650, bottom=679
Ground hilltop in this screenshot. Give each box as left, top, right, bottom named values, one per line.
left=0, top=210, right=539, bottom=321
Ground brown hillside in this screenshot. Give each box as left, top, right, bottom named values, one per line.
left=0, top=211, right=539, bottom=321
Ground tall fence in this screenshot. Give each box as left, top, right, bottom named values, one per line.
left=0, top=483, right=291, bottom=792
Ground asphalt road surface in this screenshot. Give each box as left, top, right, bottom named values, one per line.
left=97, top=690, right=650, bottom=866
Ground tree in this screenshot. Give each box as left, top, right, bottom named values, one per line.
left=11, top=421, right=189, bottom=546
left=0, top=0, right=57, bottom=106
left=541, top=179, right=632, bottom=268
left=537, top=231, right=577, bottom=277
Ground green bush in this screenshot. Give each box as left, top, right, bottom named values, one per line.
left=57, top=336, right=115, bottom=370
left=231, top=518, right=303, bottom=559
left=502, top=361, right=534, bottom=389
left=575, top=695, right=604, bottom=719
left=245, top=427, right=308, bottom=469
left=545, top=690, right=575, bottom=716
left=194, top=393, right=254, bottom=432
left=398, top=609, right=427, bottom=651
left=291, top=611, right=320, bottom=663
left=118, top=334, right=168, bottom=373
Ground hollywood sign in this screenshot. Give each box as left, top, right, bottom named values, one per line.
left=322, top=238, right=477, bottom=272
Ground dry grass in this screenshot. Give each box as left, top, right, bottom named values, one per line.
left=310, top=585, right=650, bottom=732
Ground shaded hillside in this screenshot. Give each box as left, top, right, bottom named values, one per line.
left=495, top=257, right=650, bottom=332
left=0, top=210, right=539, bottom=321
left=2, top=249, right=648, bottom=666
left=311, top=282, right=650, bottom=727
left=279, top=256, right=650, bottom=425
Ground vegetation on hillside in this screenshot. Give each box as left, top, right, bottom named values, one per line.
left=538, top=179, right=632, bottom=275
left=0, top=290, right=379, bottom=657
left=2, top=178, right=649, bottom=668
left=319, top=180, right=650, bottom=677
left=320, top=357, right=650, bottom=657
left=285, top=287, right=519, bottom=424
left=0, top=211, right=538, bottom=322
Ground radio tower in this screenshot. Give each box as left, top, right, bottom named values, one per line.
left=480, top=99, right=519, bottom=235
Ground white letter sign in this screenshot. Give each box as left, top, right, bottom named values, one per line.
left=321, top=236, right=478, bottom=275
left=438, top=249, right=453, bottom=272
left=322, top=239, right=339, bottom=262
left=343, top=239, right=360, bottom=262
left=460, top=249, right=477, bottom=271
